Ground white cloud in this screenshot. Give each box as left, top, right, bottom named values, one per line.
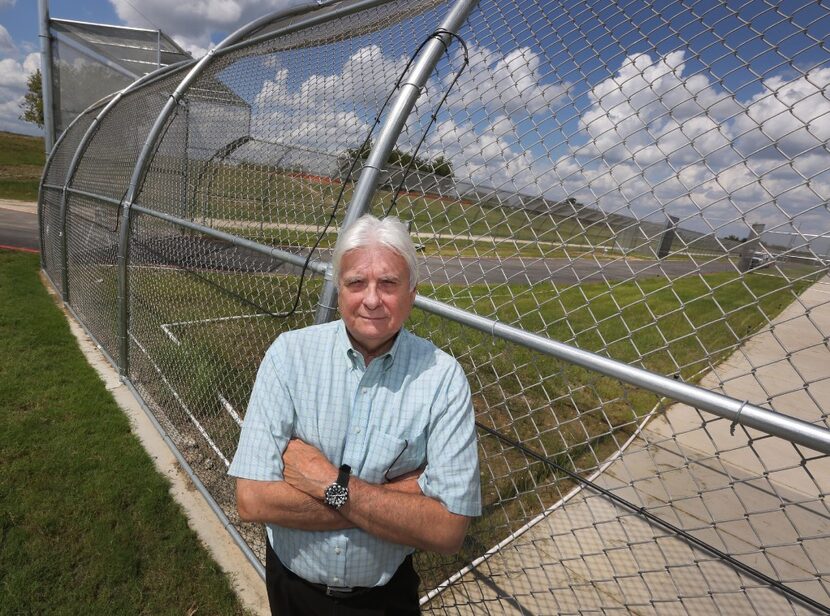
left=109, top=0, right=245, bottom=49
left=537, top=53, right=830, bottom=236
left=0, top=58, right=28, bottom=89
left=250, top=44, right=413, bottom=162
left=0, top=23, right=17, bottom=56
left=447, top=44, right=571, bottom=116
left=575, top=52, right=740, bottom=167
left=730, top=68, right=830, bottom=160
left=248, top=40, right=577, bottom=184
left=283, top=110, right=371, bottom=152
left=254, top=44, right=410, bottom=112
left=246, top=41, right=830, bottom=239
left=99, top=4, right=826, bottom=242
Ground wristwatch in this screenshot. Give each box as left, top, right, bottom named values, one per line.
left=323, top=464, right=351, bottom=510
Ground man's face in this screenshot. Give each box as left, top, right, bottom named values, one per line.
left=338, top=245, right=416, bottom=357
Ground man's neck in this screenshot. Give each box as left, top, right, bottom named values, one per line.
left=347, top=330, right=400, bottom=365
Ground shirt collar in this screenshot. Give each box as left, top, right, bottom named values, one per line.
left=338, top=320, right=404, bottom=372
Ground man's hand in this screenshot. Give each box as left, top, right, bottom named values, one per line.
left=385, top=467, right=424, bottom=494
left=282, top=438, right=338, bottom=499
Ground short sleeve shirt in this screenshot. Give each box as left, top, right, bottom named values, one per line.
left=228, top=320, right=481, bottom=587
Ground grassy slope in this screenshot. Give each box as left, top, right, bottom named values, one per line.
left=0, top=250, right=249, bottom=615
left=0, top=131, right=45, bottom=201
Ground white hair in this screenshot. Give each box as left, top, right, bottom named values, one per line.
left=332, top=214, right=418, bottom=290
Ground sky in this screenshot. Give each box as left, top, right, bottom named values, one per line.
left=0, top=0, right=828, bottom=250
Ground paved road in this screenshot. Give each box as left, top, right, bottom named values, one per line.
left=0, top=199, right=39, bottom=251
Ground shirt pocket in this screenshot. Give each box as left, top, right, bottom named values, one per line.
left=360, top=429, right=426, bottom=485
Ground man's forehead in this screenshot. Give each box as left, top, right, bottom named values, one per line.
left=340, top=246, right=408, bottom=276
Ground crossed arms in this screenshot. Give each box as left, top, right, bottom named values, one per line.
left=236, top=439, right=470, bottom=555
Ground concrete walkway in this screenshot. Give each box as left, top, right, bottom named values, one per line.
left=428, top=277, right=829, bottom=614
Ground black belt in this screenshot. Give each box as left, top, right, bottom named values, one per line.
left=279, top=558, right=375, bottom=599
left=304, top=580, right=375, bottom=599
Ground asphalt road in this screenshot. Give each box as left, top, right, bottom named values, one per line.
left=0, top=200, right=39, bottom=251
left=2, top=201, right=735, bottom=283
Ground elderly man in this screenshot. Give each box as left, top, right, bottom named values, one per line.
left=229, top=214, right=481, bottom=615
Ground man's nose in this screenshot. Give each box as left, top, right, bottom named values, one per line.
left=362, top=284, right=381, bottom=309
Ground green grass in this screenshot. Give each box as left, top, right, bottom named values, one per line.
left=0, top=131, right=45, bottom=167
left=0, top=179, right=40, bottom=202
left=0, top=250, right=250, bottom=615
left=0, top=131, right=44, bottom=201
left=115, top=261, right=814, bottom=470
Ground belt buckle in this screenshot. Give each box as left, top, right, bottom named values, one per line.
left=326, top=585, right=354, bottom=596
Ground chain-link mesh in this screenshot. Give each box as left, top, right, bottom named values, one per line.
left=40, top=0, right=829, bottom=612
left=39, top=106, right=101, bottom=294
left=117, top=0, right=456, bottom=562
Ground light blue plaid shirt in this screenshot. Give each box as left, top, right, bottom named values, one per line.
left=228, top=320, right=481, bottom=587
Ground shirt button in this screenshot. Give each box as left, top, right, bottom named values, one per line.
left=361, top=388, right=367, bottom=394
left=335, top=547, right=341, bottom=555
left=333, top=577, right=340, bottom=583
left=355, top=428, right=361, bottom=434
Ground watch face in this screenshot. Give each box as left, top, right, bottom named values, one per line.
left=324, top=483, right=349, bottom=509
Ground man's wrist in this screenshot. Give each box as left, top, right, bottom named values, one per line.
left=323, top=464, right=351, bottom=509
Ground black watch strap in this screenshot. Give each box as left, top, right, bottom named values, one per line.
left=324, top=464, right=352, bottom=510
left=337, top=464, right=351, bottom=488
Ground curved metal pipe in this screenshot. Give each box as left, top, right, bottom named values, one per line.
left=214, top=0, right=417, bottom=59
left=37, top=106, right=87, bottom=272
left=38, top=90, right=124, bottom=278
left=314, top=0, right=482, bottom=323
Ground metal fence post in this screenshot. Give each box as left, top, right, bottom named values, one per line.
left=657, top=215, right=679, bottom=259
left=37, top=0, right=55, bottom=154
left=313, top=0, right=482, bottom=324
left=739, top=223, right=766, bottom=272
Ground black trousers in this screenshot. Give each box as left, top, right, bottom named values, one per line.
left=265, top=540, right=421, bottom=615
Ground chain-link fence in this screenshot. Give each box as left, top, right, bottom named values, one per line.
left=39, top=0, right=830, bottom=612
